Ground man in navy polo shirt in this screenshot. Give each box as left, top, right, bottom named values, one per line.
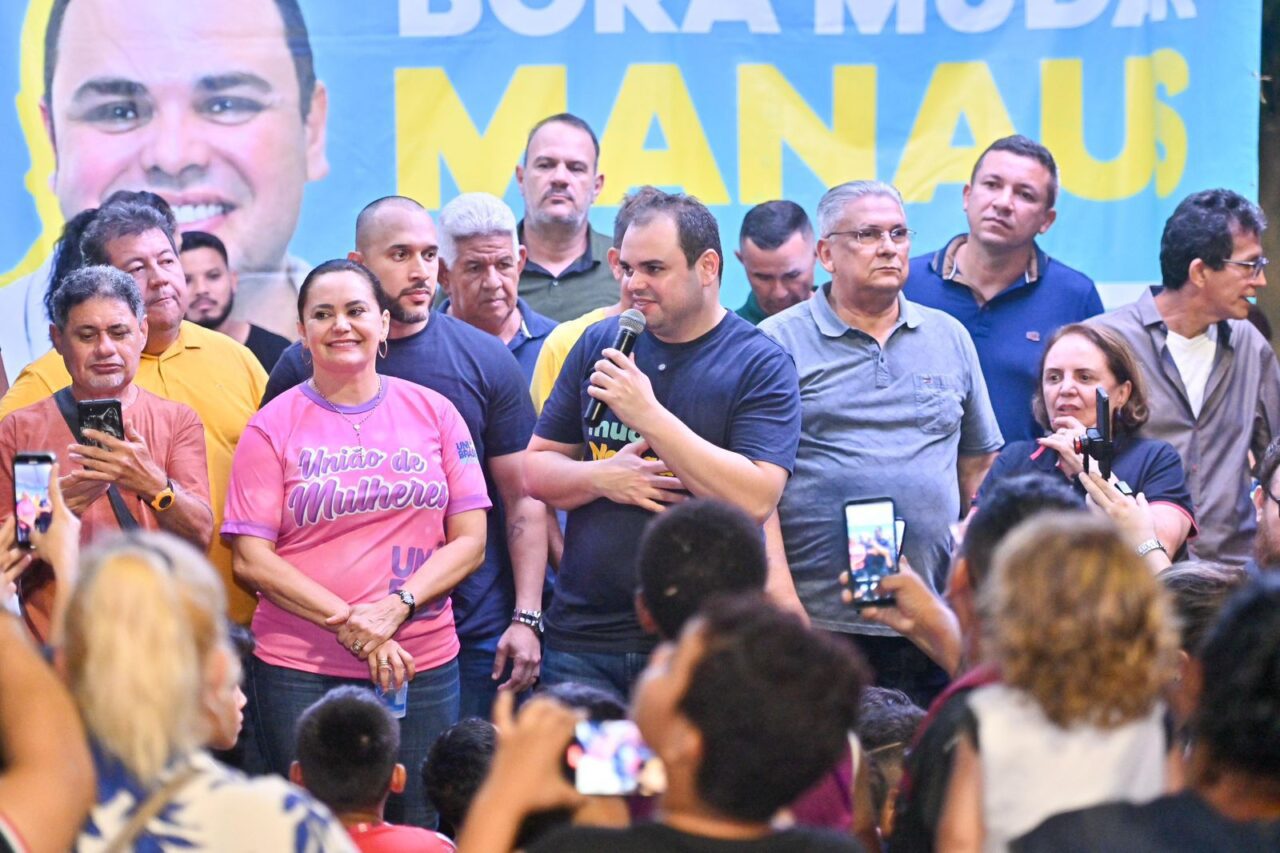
left=904, top=135, right=1102, bottom=443
left=263, top=196, right=547, bottom=720
left=527, top=188, right=801, bottom=700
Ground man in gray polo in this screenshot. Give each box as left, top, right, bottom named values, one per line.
left=760, top=180, right=1002, bottom=707
left=1092, top=188, right=1280, bottom=565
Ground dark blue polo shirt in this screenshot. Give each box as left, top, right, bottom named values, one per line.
left=976, top=434, right=1197, bottom=539
left=437, top=297, right=558, bottom=386
left=904, top=235, right=1103, bottom=443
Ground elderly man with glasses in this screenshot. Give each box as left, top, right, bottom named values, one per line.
left=1092, top=188, right=1280, bottom=565
left=759, top=181, right=1002, bottom=708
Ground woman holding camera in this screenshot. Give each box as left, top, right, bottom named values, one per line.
left=224, top=259, right=489, bottom=828
left=977, top=323, right=1194, bottom=559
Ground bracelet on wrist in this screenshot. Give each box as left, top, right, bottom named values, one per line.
left=512, top=608, right=543, bottom=634
left=1136, top=538, right=1167, bottom=558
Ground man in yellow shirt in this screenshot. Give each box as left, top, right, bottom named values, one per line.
left=0, top=193, right=266, bottom=624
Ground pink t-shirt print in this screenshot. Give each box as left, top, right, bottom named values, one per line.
left=222, top=376, right=491, bottom=678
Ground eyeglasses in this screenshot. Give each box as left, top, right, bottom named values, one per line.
left=1223, top=256, right=1269, bottom=278
left=826, top=226, right=915, bottom=246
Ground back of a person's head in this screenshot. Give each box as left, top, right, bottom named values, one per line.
left=964, top=474, right=1079, bottom=590
left=1194, top=576, right=1280, bottom=781
left=856, top=687, right=925, bottom=753
left=294, top=686, right=399, bottom=815
left=680, top=594, right=867, bottom=822
left=423, top=717, right=496, bottom=835
left=982, top=513, right=1177, bottom=729
left=636, top=498, right=767, bottom=639
left=537, top=681, right=627, bottom=721
left=64, top=533, right=227, bottom=786
left=1158, top=560, right=1247, bottom=655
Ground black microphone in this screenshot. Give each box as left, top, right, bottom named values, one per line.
left=586, top=308, right=647, bottom=427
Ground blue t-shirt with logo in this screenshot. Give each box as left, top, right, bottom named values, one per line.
left=263, top=313, right=535, bottom=645
left=535, top=311, right=801, bottom=654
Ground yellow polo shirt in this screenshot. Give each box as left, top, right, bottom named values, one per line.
left=528, top=306, right=610, bottom=415
left=0, top=322, right=267, bottom=624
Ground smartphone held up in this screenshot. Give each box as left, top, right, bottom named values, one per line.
left=13, top=453, right=55, bottom=549
left=840, top=497, right=901, bottom=608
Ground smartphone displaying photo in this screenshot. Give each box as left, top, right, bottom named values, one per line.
left=843, top=498, right=898, bottom=608
left=567, top=720, right=663, bottom=796
left=77, top=398, right=124, bottom=447
left=13, top=452, right=55, bottom=550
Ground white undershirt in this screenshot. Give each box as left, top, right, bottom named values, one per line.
left=1166, top=324, right=1218, bottom=417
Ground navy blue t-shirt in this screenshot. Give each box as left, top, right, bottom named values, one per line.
left=976, top=434, right=1196, bottom=532
left=262, top=313, right=536, bottom=644
left=535, top=311, right=801, bottom=654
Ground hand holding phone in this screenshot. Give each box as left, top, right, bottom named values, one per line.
left=13, top=453, right=56, bottom=550
left=840, top=498, right=900, bottom=608
left=76, top=399, right=124, bottom=448
left=567, top=720, right=664, bottom=796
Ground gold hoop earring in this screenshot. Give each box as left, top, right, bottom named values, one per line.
left=378, top=338, right=389, bottom=359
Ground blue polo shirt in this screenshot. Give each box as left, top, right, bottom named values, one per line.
left=437, top=297, right=558, bottom=386
left=976, top=435, right=1197, bottom=538
left=904, top=235, right=1103, bottom=443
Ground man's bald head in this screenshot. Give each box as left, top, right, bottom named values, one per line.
left=354, top=196, right=428, bottom=253
left=348, top=196, right=437, bottom=328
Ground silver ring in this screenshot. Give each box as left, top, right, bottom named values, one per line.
left=352, top=640, right=364, bottom=653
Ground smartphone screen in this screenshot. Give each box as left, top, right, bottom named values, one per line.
left=567, top=720, right=661, bottom=796
left=843, top=498, right=898, bottom=607
left=77, top=399, right=124, bottom=447
left=14, top=454, right=55, bottom=549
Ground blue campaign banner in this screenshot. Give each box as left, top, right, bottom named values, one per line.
left=0, top=0, right=1261, bottom=376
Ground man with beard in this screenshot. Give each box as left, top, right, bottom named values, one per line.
left=182, top=231, right=289, bottom=371
left=514, top=114, right=615, bottom=322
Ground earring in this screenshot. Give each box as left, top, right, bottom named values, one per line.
left=301, top=347, right=312, bottom=366
left=378, top=338, right=389, bottom=359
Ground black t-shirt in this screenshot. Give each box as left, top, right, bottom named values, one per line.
left=243, top=324, right=291, bottom=373
left=1012, top=790, right=1280, bottom=852
left=528, top=823, right=863, bottom=853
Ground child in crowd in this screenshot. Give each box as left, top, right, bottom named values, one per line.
left=292, top=687, right=456, bottom=852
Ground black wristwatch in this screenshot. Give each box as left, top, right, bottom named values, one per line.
left=392, top=589, right=416, bottom=621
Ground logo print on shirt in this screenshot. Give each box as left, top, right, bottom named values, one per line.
left=456, top=440, right=477, bottom=463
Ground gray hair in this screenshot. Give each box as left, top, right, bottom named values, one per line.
left=817, top=181, right=905, bottom=237
left=50, top=265, right=145, bottom=330
left=437, top=192, right=519, bottom=266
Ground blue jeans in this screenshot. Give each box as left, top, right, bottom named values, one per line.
left=250, top=655, right=459, bottom=828
left=540, top=645, right=652, bottom=703
left=457, top=639, right=503, bottom=721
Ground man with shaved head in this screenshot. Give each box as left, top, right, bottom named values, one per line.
left=264, top=197, right=547, bottom=719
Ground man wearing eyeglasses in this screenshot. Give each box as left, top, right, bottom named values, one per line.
left=759, top=181, right=1002, bottom=708
left=904, top=135, right=1103, bottom=443
left=1093, top=188, right=1280, bottom=564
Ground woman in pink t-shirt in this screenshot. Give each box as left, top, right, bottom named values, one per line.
left=223, top=260, right=490, bottom=828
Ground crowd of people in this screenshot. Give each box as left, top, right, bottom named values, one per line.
left=0, top=15, right=1279, bottom=847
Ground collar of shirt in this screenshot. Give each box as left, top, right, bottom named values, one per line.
left=142, top=320, right=203, bottom=363
left=809, top=282, right=921, bottom=339
left=931, top=233, right=1044, bottom=294
left=517, top=219, right=602, bottom=279
left=1137, top=286, right=1235, bottom=350
left=736, top=290, right=769, bottom=325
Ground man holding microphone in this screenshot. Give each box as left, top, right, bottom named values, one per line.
left=526, top=188, right=801, bottom=699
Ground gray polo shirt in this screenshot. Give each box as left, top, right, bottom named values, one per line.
left=761, top=285, right=1003, bottom=636
left=1092, top=288, right=1280, bottom=564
